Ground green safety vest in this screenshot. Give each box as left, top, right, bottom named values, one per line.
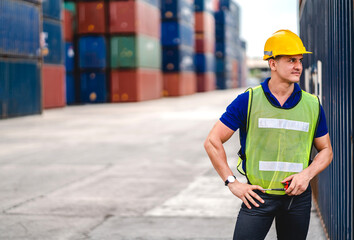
left=237, top=85, right=320, bottom=195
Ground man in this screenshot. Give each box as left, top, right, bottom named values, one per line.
left=204, top=30, right=333, bottom=240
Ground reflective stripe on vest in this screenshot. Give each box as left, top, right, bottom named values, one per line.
left=244, top=86, right=320, bottom=195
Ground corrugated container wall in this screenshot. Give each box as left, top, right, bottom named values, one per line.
left=299, top=0, right=353, bottom=239
left=0, top=0, right=42, bottom=118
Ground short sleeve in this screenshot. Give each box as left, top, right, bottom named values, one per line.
left=219, top=91, right=249, bottom=132
left=315, top=105, right=329, bottom=138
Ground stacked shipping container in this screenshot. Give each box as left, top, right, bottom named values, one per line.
left=64, top=2, right=76, bottom=104
left=161, top=0, right=196, bottom=96
left=42, top=0, right=65, bottom=108
left=109, top=0, right=162, bottom=102
left=194, top=0, right=216, bottom=92
left=0, top=0, right=42, bottom=118
left=77, top=0, right=108, bottom=103
left=214, top=0, right=241, bottom=89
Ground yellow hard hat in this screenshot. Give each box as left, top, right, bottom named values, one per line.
left=263, top=29, right=312, bottom=60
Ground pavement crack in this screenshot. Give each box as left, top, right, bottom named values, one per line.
left=2, top=163, right=113, bottom=214
left=82, top=214, right=114, bottom=238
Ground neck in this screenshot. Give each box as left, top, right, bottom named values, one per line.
left=268, top=77, right=295, bottom=106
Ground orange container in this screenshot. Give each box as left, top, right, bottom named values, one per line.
left=64, top=10, right=73, bottom=41
left=195, top=32, right=215, bottom=53
left=77, top=2, right=106, bottom=34
left=110, top=69, right=163, bottom=102
left=163, top=72, right=196, bottom=96
left=195, top=12, right=215, bottom=35
left=231, top=59, right=238, bottom=88
left=109, top=1, right=160, bottom=38
left=197, top=72, right=216, bottom=92
left=42, top=64, right=66, bottom=109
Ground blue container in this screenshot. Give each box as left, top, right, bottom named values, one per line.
left=214, top=10, right=236, bottom=28
left=219, top=0, right=240, bottom=16
left=161, top=21, right=194, bottom=48
left=0, top=59, right=41, bottom=118
left=66, top=73, right=75, bottom=105
left=194, top=0, right=213, bottom=12
left=216, top=72, right=231, bottom=90
left=215, top=57, right=232, bottom=73
left=161, top=0, right=194, bottom=24
left=0, top=0, right=40, bottom=57
left=80, top=71, right=107, bottom=103
left=162, top=46, right=194, bottom=72
left=215, top=41, right=236, bottom=59
left=43, top=19, right=64, bottom=64
left=42, top=0, right=61, bottom=20
left=79, top=36, right=106, bottom=69
left=65, top=42, right=75, bottom=72
left=194, top=53, right=215, bottom=73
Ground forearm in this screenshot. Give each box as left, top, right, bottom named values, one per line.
left=302, top=147, right=333, bottom=180
left=204, top=137, right=234, bottom=182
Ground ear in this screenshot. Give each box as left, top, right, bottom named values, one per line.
left=268, top=59, right=277, bottom=71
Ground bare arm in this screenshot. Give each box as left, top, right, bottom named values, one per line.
left=283, top=133, right=333, bottom=195
left=204, top=120, right=265, bottom=209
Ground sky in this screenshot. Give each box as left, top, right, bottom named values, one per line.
left=234, top=0, right=299, bottom=59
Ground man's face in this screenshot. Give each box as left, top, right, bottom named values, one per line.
left=273, top=54, right=303, bottom=83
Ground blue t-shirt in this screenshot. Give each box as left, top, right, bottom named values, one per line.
left=220, top=78, right=328, bottom=155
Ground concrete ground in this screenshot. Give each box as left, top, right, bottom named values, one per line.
left=0, top=89, right=327, bottom=240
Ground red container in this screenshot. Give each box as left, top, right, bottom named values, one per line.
left=231, top=59, right=238, bottom=88
left=195, top=12, right=215, bottom=35
left=197, top=73, right=216, bottom=92
left=42, top=64, right=66, bottom=109
left=77, top=2, right=106, bottom=34
left=110, top=69, right=162, bottom=102
left=109, top=1, right=160, bottom=38
left=195, top=32, right=215, bottom=53
left=213, top=0, right=220, bottom=11
left=163, top=72, right=196, bottom=96
left=64, top=10, right=73, bottom=41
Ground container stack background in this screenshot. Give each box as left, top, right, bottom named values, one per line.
left=214, top=0, right=242, bottom=89
left=0, top=0, right=42, bottom=118
left=194, top=0, right=216, bottom=92
left=161, top=0, right=197, bottom=96
left=1, top=0, right=247, bottom=118
left=109, top=0, right=162, bottom=102
left=76, top=0, right=108, bottom=103
left=42, top=0, right=65, bottom=108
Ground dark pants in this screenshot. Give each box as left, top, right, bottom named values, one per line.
left=233, top=186, right=312, bottom=240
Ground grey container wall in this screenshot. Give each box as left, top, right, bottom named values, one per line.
left=299, top=0, right=353, bottom=239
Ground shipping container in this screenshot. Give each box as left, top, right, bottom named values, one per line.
left=66, top=73, right=75, bottom=104
left=43, top=19, right=64, bottom=64
left=65, top=42, right=75, bottom=72
left=215, top=57, right=232, bottom=73
left=197, top=72, right=215, bottom=92
left=78, top=36, right=106, bottom=69
left=215, top=40, right=235, bottom=59
left=214, top=10, right=236, bottom=28
left=80, top=71, right=107, bottom=103
left=216, top=72, right=231, bottom=89
left=161, top=21, right=194, bottom=47
left=0, top=0, right=40, bottom=58
left=0, top=58, right=41, bottom=118
left=194, top=53, right=215, bottom=73
left=64, top=10, right=74, bottom=42
left=194, top=0, right=213, bottom=13
left=110, top=35, right=161, bottom=69
left=42, top=0, right=61, bottom=20
left=195, top=12, right=215, bottom=35
left=162, top=46, right=194, bottom=72
left=299, top=0, right=354, bottom=239
left=42, top=64, right=66, bottom=109
left=160, top=0, right=194, bottom=24
left=64, top=1, right=76, bottom=14
left=109, top=1, right=160, bottom=38
left=110, top=69, right=162, bottom=102
left=163, top=72, right=196, bottom=96
left=77, top=1, right=106, bottom=34
left=195, top=32, right=215, bottom=53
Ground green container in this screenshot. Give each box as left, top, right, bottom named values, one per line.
left=110, top=35, right=161, bottom=69
left=64, top=2, right=76, bottom=15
